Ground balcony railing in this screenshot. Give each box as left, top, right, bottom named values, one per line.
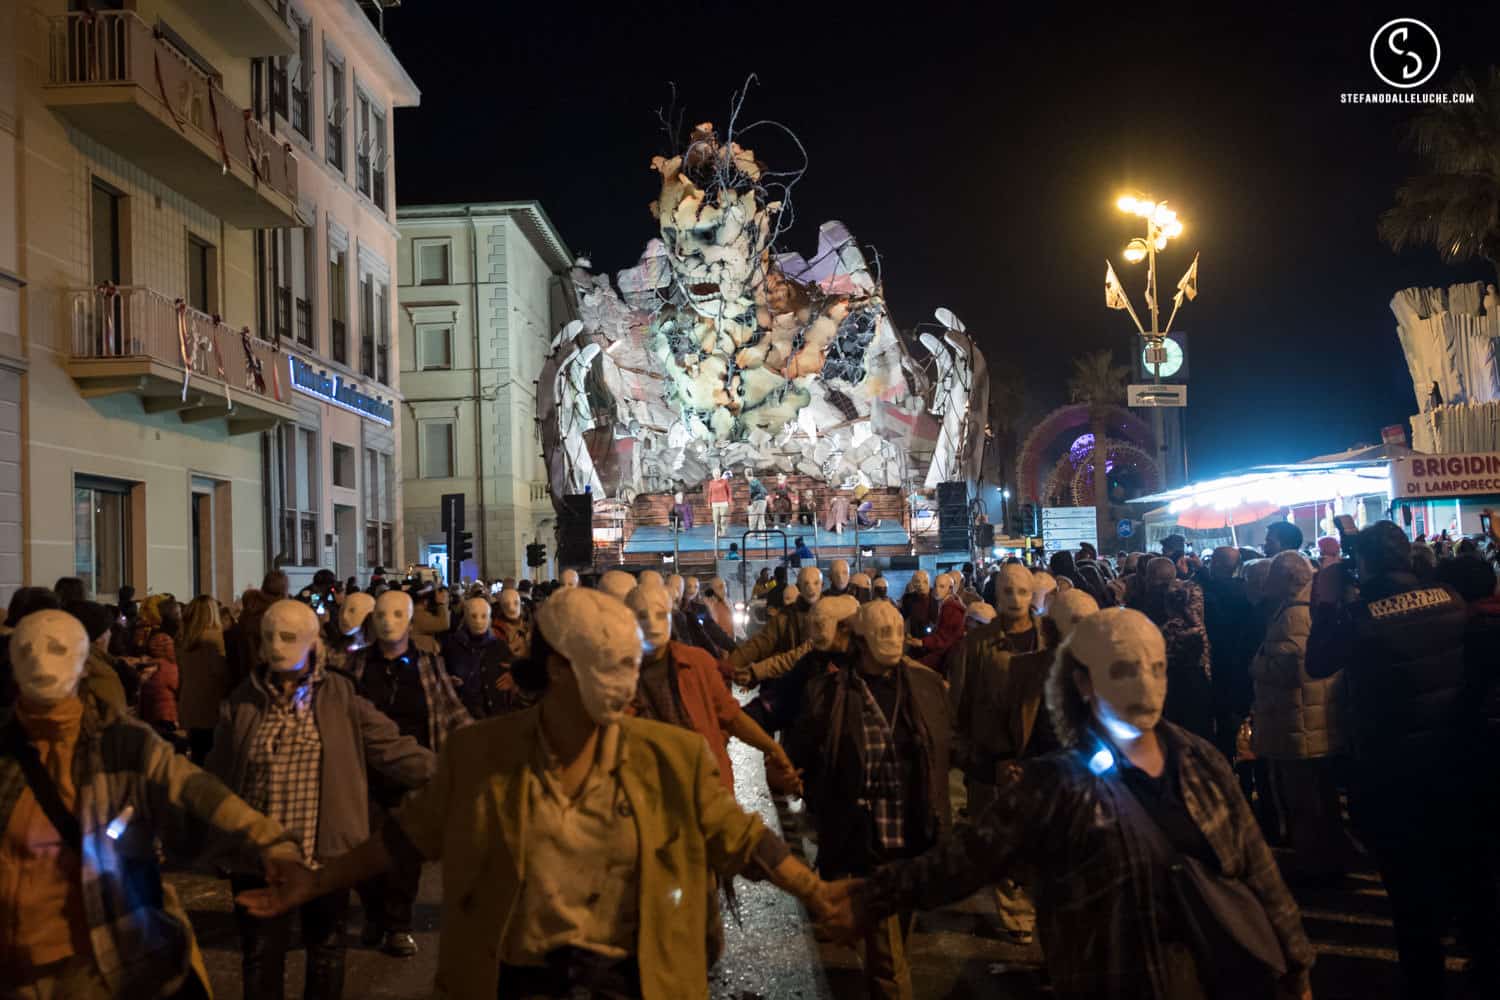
left=45, top=11, right=299, bottom=227
left=67, top=284, right=295, bottom=432
left=295, top=297, right=312, bottom=347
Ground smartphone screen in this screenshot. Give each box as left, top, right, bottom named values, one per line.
left=1482, top=513, right=1493, bottom=534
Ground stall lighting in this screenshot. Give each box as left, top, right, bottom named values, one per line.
left=1157, top=467, right=1389, bottom=513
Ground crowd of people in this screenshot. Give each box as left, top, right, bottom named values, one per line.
left=0, top=518, right=1497, bottom=999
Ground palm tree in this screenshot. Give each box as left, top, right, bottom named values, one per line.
left=1068, top=349, right=1130, bottom=550
left=1379, top=68, right=1500, bottom=284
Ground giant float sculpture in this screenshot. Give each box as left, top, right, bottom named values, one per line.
left=538, top=117, right=988, bottom=515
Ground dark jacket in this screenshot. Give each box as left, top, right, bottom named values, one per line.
left=1306, top=570, right=1470, bottom=774
left=858, top=722, right=1314, bottom=999
left=441, top=627, right=510, bottom=719
left=206, top=665, right=435, bottom=860
left=1199, top=575, right=1258, bottom=717
left=947, top=614, right=1043, bottom=780
left=785, top=656, right=952, bottom=878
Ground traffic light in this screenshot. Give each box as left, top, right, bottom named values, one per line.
left=455, top=531, right=474, bottom=565
left=1008, top=506, right=1023, bottom=538
left=1019, top=503, right=1037, bottom=537
left=526, top=542, right=547, bottom=568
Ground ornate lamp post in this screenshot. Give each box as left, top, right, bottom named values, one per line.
left=1105, top=194, right=1199, bottom=486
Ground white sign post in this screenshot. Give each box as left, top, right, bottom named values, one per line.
left=1042, top=506, right=1098, bottom=555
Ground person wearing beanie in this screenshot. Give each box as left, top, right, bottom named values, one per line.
left=828, top=609, right=1315, bottom=1000
left=786, top=599, right=951, bottom=999
left=237, top=587, right=837, bottom=1000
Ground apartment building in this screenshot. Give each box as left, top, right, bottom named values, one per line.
left=8, top=0, right=416, bottom=602
left=396, top=203, right=573, bottom=582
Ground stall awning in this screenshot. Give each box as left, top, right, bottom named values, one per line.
left=1133, top=461, right=1391, bottom=514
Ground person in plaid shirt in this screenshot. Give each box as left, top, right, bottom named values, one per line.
left=822, top=609, right=1315, bottom=1000
left=350, top=590, right=470, bottom=957
left=784, top=599, right=951, bottom=1000
left=208, top=600, right=434, bottom=1000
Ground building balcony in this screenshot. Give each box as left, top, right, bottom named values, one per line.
left=44, top=11, right=300, bottom=229
left=67, top=285, right=298, bottom=435
left=185, top=0, right=297, bottom=58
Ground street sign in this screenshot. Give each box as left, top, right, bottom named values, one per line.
left=1117, top=518, right=1134, bottom=539
left=1128, top=383, right=1187, bottom=408
left=1042, top=506, right=1098, bottom=554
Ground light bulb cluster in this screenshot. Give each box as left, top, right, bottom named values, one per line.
left=1116, top=193, right=1185, bottom=261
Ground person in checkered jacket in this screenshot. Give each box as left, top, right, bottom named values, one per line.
left=207, top=599, right=435, bottom=1000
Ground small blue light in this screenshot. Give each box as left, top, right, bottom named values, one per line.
left=1088, top=748, right=1115, bottom=775
left=105, top=805, right=134, bottom=840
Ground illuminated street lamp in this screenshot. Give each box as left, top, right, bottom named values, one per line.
left=1104, top=191, right=1200, bottom=484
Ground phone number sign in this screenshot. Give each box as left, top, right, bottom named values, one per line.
left=1391, top=451, right=1500, bottom=499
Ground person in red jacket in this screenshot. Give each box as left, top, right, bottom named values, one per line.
left=624, top=582, right=800, bottom=796
left=911, top=572, right=966, bottom=672
left=137, top=595, right=181, bottom=741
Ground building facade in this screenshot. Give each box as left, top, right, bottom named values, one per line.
left=8, top=0, right=415, bottom=604
left=395, top=203, right=573, bottom=582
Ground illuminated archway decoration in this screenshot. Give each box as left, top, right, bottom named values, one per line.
left=1070, top=440, right=1162, bottom=506
left=1017, top=403, right=1155, bottom=503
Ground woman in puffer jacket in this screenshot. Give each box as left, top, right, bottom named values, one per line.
left=1250, top=550, right=1355, bottom=881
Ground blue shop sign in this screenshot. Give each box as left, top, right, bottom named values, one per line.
left=287, top=355, right=394, bottom=426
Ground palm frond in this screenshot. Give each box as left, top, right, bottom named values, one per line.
left=1067, top=349, right=1129, bottom=408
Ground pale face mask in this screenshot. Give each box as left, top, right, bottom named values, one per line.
left=626, top=585, right=673, bottom=655
left=1070, top=609, right=1168, bottom=740
left=683, top=577, right=700, bottom=603
left=373, top=591, right=414, bottom=644
left=261, top=600, right=320, bottom=674
left=995, top=565, right=1033, bottom=620
left=497, top=590, right=522, bottom=622
left=538, top=589, right=643, bottom=725
left=12, top=611, right=89, bottom=706
left=907, top=571, right=930, bottom=596
left=829, top=559, right=850, bottom=591
left=855, top=601, right=906, bottom=668
left=934, top=573, right=955, bottom=601
left=561, top=569, right=580, bottom=589
left=797, top=567, right=823, bottom=604
left=667, top=575, right=685, bottom=605
left=339, top=593, right=375, bottom=636
left=463, top=597, right=492, bottom=636
left=808, top=595, right=859, bottom=651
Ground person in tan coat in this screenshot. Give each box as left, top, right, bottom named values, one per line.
left=176, top=596, right=229, bottom=764
left=1250, top=550, right=1354, bottom=880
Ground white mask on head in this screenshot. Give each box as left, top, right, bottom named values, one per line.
left=934, top=573, right=956, bottom=601
left=995, top=565, right=1033, bottom=620
left=561, top=568, right=580, bottom=589
left=598, top=570, right=636, bottom=602
left=638, top=570, right=664, bottom=589
left=907, top=570, right=929, bottom=597
left=626, top=584, right=673, bottom=654
left=852, top=600, right=906, bottom=668
left=339, top=592, right=375, bottom=637
left=1048, top=589, right=1099, bottom=640
left=683, top=577, right=700, bottom=603
left=809, top=595, right=859, bottom=651
left=261, top=600, right=321, bottom=674
left=666, top=575, right=685, bottom=605
left=497, top=589, right=522, bottom=622
left=829, top=559, right=850, bottom=591
left=463, top=597, right=492, bottom=636
left=12, top=611, right=89, bottom=705
left=1030, top=571, right=1057, bottom=613
left=1068, top=608, right=1167, bottom=740
left=373, top=591, right=414, bottom=644
left=537, top=589, right=643, bottom=725
left=797, top=566, right=823, bottom=604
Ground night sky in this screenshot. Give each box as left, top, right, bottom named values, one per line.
left=383, top=2, right=1498, bottom=481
